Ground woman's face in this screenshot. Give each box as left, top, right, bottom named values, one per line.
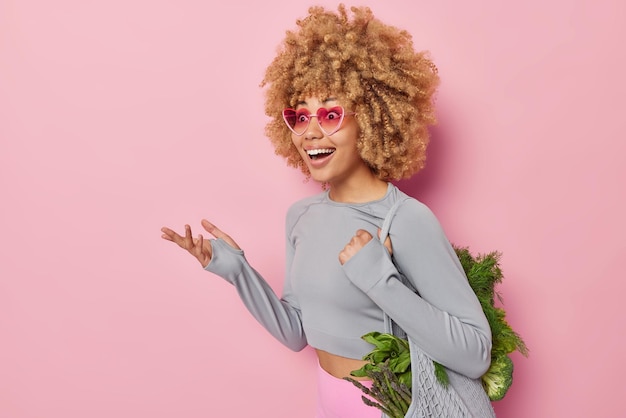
left=290, top=97, right=371, bottom=187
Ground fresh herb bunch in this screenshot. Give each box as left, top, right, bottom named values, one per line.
left=346, top=246, right=528, bottom=413
left=454, top=246, right=529, bottom=401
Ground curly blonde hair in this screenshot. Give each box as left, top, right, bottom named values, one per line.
left=261, top=4, right=440, bottom=181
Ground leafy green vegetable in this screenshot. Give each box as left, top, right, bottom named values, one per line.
left=453, top=245, right=528, bottom=401
left=350, top=331, right=412, bottom=389
left=433, top=361, right=449, bottom=388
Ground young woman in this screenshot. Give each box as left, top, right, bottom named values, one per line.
left=161, top=5, right=493, bottom=417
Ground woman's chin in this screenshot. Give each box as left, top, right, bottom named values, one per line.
left=309, top=171, right=332, bottom=185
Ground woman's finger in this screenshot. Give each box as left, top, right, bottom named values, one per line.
left=184, top=224, right=193, bottom=249
left=160, top=227, right=175, bottom=241
left=161, top=227, right=185, bottom=247
left=197, top=233, right=204, bottom=251
left=201, top=219, right=241, bottom=250
left=197, top=234, right=212, bottom=266
left=355, top=229, right=373, bottom=240
left=196, top=234, right=205, bottom=257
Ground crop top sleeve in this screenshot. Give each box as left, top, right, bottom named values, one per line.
left=204, top=238, right=307, bottom=351
left=341, top=198, right=492, bottom=379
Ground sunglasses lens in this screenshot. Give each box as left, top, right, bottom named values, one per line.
left=283, top=109, right=311, bottom=134
left=283, top=109, right=296, bottom=129
left=318, top=106, right=344, bottom=134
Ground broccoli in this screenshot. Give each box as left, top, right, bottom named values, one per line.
left=481, top=355, right=514, bottom=401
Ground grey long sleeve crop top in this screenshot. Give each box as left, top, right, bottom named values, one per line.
left=205, top=183, right=492, bottom=379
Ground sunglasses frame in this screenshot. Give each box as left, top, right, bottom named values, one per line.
left=282, top=106, right=356, bottom=137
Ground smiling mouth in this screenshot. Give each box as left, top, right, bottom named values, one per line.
left=306, top=148, right=336, bottom=160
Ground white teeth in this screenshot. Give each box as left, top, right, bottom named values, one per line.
left=306, top=148, right=335, bottom=156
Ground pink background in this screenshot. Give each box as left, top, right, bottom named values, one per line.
left=1, top=1, right=624, bottom=417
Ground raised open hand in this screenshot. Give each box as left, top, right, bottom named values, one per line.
left=161, top=220, right=241, bottom=268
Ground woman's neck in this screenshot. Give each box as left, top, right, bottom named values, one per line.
left=327, top=176, right=389, bottom=203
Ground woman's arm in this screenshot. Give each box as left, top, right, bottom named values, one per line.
left=161, top=221, right=307, bottom=352
left=340, top=200, right=491, bottom=379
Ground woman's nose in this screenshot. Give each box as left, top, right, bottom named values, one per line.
left=304, top=116, right=323, bottom=140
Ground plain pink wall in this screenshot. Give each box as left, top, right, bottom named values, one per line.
left=1, top=1, right=624, bottom=417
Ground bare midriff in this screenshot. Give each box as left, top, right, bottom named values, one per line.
left=316, top=349, right=371, bottom=381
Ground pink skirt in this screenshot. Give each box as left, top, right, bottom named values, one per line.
left=315, top=362, right=381, bottom=418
